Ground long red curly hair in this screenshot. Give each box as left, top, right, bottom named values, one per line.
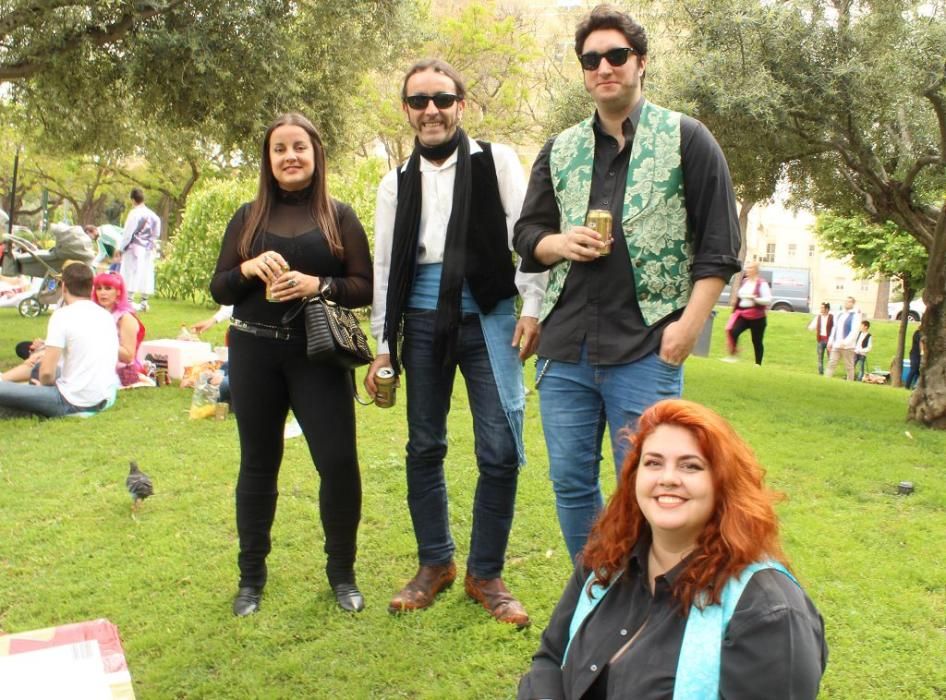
left=582, top=399, right=788, bottom=612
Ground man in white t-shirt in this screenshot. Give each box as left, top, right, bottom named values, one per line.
left=0, top=263, right=118, bottom=418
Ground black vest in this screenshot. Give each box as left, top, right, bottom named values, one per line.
left=398, top=142, right=518, bottom=314
left=465, top=142, right=518, bottom=313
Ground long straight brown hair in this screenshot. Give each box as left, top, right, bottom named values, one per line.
left=237, top=113, right=343, bottom=259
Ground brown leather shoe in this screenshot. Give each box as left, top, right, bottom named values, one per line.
left=388, top=562, right=457, bottom=613
left=464, top=573, right=530, bottom=627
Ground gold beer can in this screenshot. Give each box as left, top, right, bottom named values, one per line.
left=266, top=262, right=291, bottom=302
left=375, top=367, right=397, bottom=408
left=585, top=209, right=613, bottom=256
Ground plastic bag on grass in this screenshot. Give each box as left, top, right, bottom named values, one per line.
left=189, top=370, right=221, bottom=419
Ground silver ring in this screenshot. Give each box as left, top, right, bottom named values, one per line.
left=288, top=279, right=297, bottom=288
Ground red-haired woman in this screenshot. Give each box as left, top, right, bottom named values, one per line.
left=518, top=399, right=826, bottom=699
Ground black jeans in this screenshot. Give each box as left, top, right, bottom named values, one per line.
left=228, top=328, right=362, bottom=589
left=729, top=315, right=767, bottom=365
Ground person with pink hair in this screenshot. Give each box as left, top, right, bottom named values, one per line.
left=92, top=272, right=146, bottom=386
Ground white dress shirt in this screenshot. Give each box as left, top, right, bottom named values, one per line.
left=371, top=137, right=546, bottom=354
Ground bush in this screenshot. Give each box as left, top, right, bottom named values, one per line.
left=328, top=156, right=386, bottom=257
left=156, top=177, right=256, bottom=304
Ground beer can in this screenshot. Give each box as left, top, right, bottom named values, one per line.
left=374, top=367, right=397, bottom=408
left=585, top=209, right=613, bottom=256
left=266, top=262, right=290, bottom=302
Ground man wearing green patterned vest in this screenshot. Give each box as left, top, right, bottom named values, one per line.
left=514, top=5, right=741, bottom=560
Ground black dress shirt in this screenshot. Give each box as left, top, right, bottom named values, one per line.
left=210, top=188, right=373, bottom=330
left=514, top=100, right=741, bottom=365
left=518, top=541, right=828, bottom=700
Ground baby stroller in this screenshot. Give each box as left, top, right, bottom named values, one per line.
left=0, top=224, right=96, bottom=317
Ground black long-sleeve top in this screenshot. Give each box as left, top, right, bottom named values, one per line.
left=513, top=101, right=741, bottom=365
left=210, top=188, right=372, bottom=331
left=518, top=539, right=827, bottom=700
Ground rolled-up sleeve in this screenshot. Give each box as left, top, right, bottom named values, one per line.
left=680, top=117, right=742, bottom=283
left=513, top=139, right=559, bottom=274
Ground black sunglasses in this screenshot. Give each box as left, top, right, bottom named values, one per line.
left=579, top=47, right=636, bottom=71
left=404, top=93, right=460, bottom=110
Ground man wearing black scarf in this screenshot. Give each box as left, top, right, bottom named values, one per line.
left=367, top=59, right=545, bottom=627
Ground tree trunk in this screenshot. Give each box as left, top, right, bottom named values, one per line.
left=907, top=207, right=946, bottom=427
left=737, top=199, right=754, bottom=262
left=889, top=281, right=912, bottom=388
left=872, top=276, right=890, bottom=319
left=907, top=297, right=944, bottom=427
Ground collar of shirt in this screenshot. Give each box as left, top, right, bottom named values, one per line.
left=592, top=96, right=645, bottom=145
left=626, top=530, right=692, bottom=592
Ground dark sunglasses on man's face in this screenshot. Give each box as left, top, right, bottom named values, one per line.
left=579, top=47, right=636, bottom=71
left=405, top=93, right=459, bottom=110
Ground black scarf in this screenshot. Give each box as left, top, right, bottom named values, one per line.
left=383, top=128, right=471, bottom=372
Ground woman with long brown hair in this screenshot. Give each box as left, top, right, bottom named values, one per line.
left=519, top=399, right=826, bottom=699
left=210, top=113, right=372, bottom=615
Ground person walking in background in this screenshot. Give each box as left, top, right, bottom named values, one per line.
left=117, top=188, right=161, bottom=311
left=211, top=113, right=373, bottom=616
left=366, top=59, right=545, bottom=626
left=517, top=400, right=827, bottom=700
left=905, top=322, right=924, bottom=389
left=825, top=296, right=861, bottom=380
left=853, top=320, right=872, bottom=381
left=513, top=4, right=741, bottom=560
left=807, top=302, right=834, bottom=375
left=723, top=260, right=771, bottom=365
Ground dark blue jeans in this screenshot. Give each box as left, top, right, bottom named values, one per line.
left=402, top=310, right=519, bottom=579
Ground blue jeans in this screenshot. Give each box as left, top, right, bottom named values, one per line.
left=402, top=310, right=519, bottom=579
left=0, top=381, right=91, bottom=418
left=537, top=347, right=684, bottom=561
left=854, top=354, right=867, bottom=381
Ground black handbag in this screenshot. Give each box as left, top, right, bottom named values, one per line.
left=283, top=297, right=373, bottom=369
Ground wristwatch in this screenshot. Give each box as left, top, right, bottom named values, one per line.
left=320, top=277, right=335, bottom=300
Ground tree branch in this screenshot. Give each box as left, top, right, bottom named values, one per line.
left=0, top=1, right=185, bottom=82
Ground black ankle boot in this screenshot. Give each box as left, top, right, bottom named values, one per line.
left=232, top=586, right=263, bottom=616
left=332, top=583, right=365, bottom=612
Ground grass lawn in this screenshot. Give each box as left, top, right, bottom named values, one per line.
left=0, top=301, right=944, bottom=698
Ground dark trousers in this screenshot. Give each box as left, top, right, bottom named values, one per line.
left=816, top=340, right=828, bottom=375
left=228, top=329, right=362, bottom=589
left=402, top=310, right=519, bottom=579
left=729, top=315, right=767, bottom=365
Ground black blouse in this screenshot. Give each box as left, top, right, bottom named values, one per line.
left=210, top=187, right=372, bottom=331
left=518, top=542, right=827, bottom=700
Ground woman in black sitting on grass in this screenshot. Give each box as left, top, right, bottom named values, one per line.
left=210, top=113, right=372, bottom=615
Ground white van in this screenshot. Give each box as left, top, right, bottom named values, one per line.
left=717, top=266, right=811, bottom=313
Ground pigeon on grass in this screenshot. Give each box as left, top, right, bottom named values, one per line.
left=126, top=461, right=154, bottom=514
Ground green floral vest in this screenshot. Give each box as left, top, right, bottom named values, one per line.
left=543, top=101, right=692, bottom=325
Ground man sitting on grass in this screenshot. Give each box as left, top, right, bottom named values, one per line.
left=0, top=262, right=118, bottom=418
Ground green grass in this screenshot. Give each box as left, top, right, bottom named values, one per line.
left=0, top=301, right=944, bottom=698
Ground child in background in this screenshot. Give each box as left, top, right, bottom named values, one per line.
left=853, top=320, right=872, bottom=381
